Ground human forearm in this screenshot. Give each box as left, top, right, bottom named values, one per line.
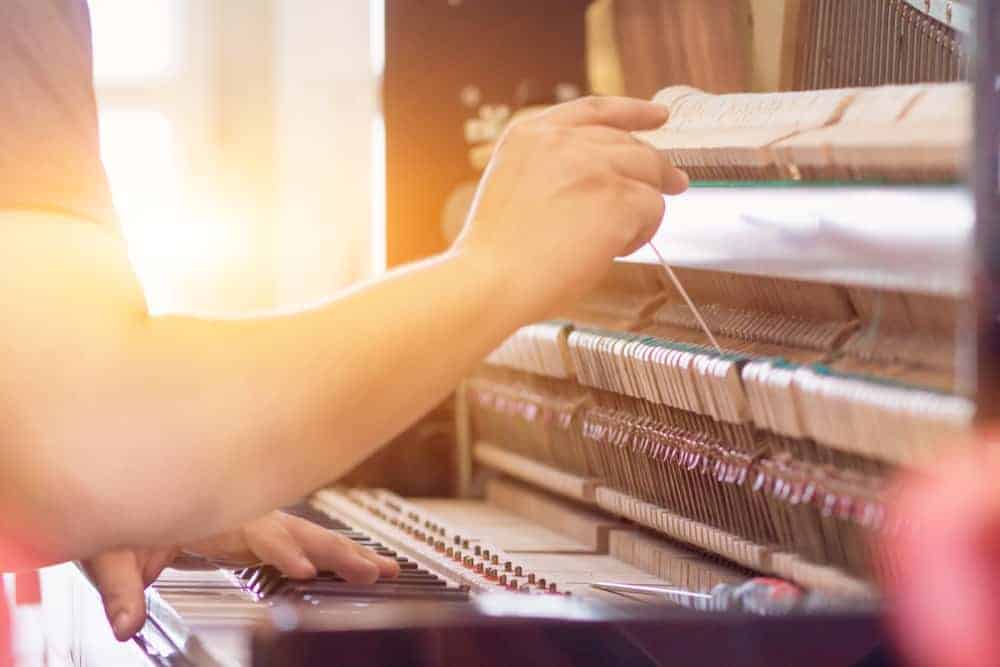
left=0, top=96, right=686, bottom=566
left=130, top=250, right=523, bottom=541
left=2, top=229, right=521, bottom=562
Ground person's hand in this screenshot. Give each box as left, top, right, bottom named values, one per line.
left=453, top=96, right=688, bottom=322
left=82, top=510, right=400, bottom=641
left=883, top=435, right=1000, bottom=667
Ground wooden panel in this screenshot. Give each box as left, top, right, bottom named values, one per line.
left=384, top=0, right=590, bottom=267
left=474, top=442, right=598, bottom=504
left=341, top=402, right=457, bottom=497
left=748, top=0, right=802, bottom=91
left=611, top=0, right=753, bottom=98
left=975, top=0, right=1000, bottom=420
left=485, top=477, right=628, bottom=553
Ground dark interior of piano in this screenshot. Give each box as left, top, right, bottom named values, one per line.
left=110, top=1, right=997, bottom=665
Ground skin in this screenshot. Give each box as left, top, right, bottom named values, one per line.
left=0, top=96, right=688, bottom=638
left=85, top=511, right=402, bottom=640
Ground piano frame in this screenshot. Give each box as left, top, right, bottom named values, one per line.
left=123, top=2, right=999, bottom=665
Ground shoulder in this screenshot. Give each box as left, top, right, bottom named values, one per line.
left=0, top=0, right=117, bottom=229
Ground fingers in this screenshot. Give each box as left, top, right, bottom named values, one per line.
left=83, top=550, right=149, bottom=642
left=572, top=126, right=640, bottom=145
left=506, top=102, right=689, bottom=196
left=601, top=144, right=689, bottom=195
left=241, top=515, right=317, bottom=580
left=619, top=182, right=666, bottom=256
left=542, top=96, right=670, bottom=132
left=183, top=510, right=400, bottom=585
left=575, top=126, right=689, bottom=190
left=280, top=513, right=399, bottom=583
left=142, top=547, right=180, bottom=587
left=660, top=161, right=690, bottom=196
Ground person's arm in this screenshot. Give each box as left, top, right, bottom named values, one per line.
left=0, top=97, right=688, bottom=567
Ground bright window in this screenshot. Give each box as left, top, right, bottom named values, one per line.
left=98, top=109, right=181, bottom=222
left=91, top=0, right=175, bottom=84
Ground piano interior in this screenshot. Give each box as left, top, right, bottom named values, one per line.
left=127, top=1, right=989, bottom=665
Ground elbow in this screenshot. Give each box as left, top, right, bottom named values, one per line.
left=0, top=407, right=188, bottom=566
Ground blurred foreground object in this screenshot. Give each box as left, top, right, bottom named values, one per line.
left=884, top=435, right=1000, bottom=667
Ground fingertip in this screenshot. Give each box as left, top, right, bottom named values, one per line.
left=663, top=168, right=689, bottom=195
left=634, top=102, right=670, bottom=131
left=334, top=553, right=380, bottom=585
left=380, top=556, right=401, bottom=579
left=353, top=558, right=380, bottom=585
left=112, top=609, right=138, bottom=642
left=290, top=557, right=317, bottom=580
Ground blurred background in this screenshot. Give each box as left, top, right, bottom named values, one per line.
left=90, top=0, right=383, bottom=315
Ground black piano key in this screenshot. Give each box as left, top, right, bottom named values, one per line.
left=257, top=577, right=287, bottom=598
left=312, top=573, right=447, bottom=587
left=336, top=531, right=369, bottom=541
left=282, top=503, right=352, bottom=531
left=245, top=568, right=269, bottom=591
left=289, top=582, right=468, bottom=600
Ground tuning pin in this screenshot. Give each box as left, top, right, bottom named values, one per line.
left=491, top=555, right=499, bottom=566
left=453, top=535, right=462, bottom=546
left=482, top=549, right=491, bottom=560
left=474, top=546, right=482, bottom=556
left=445, top=546, right=454, bottom=557
left=537, top=578, right=547, bottom=588
left=475, top=563, right=484, bottom=574
left=548, top=583, right=557, bottom=594
left=462, top=540, right=471, bottom=550
left=527, top=573, right=536, bottom=585
left=508, top=579, right=519, bottom=591
left=504, top=561, right=512, bottom=573
left=514, top=566, right=523, bottom=577
left=499, top=575, right=507, bottom=586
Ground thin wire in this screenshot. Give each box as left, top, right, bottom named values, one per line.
left=647, top=241, right=723, bottom=353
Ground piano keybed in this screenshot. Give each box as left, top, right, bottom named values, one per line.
left=143, top=490, right=705, bottom=665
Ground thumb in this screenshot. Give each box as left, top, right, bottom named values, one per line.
left=83, top=550, right=149, bottom=641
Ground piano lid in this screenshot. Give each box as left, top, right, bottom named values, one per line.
left=623, top=184, right=972, bottom=297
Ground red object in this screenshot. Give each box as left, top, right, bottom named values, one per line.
left=883, top=439, right=1000, bottom=667
left=14, top=572, right=40, bottom=606
left=0, top=578, right=12, bottom=667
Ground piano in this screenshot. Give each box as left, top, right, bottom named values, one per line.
left=26, top=1, right=997, bottom=665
